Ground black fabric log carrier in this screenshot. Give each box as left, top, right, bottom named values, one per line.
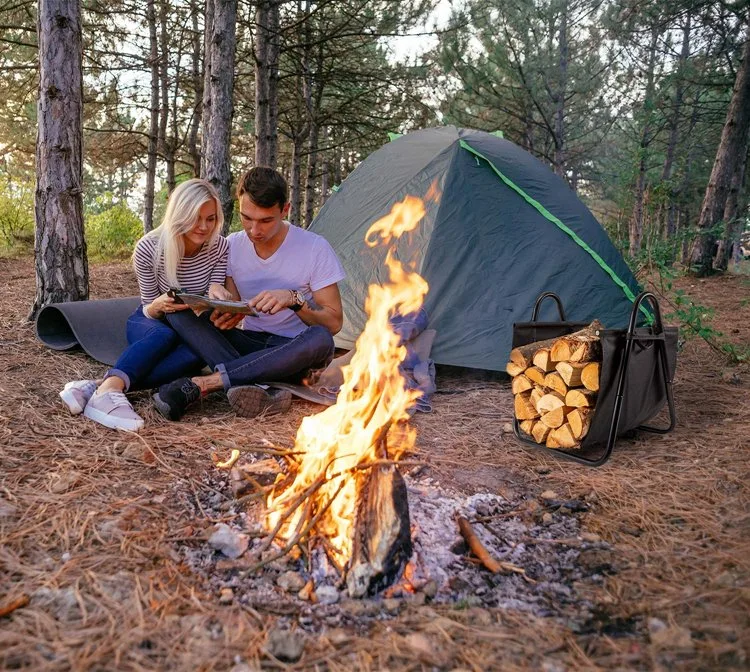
left=512, top=292, right=678, bottom=466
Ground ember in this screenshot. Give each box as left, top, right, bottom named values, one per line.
left=264, top=196, right=429, bottom=595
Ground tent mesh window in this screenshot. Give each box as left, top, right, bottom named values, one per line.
left=512, top=292, right=677, bottom=466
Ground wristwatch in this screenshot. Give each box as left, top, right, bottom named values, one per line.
left=289, top=289, right=306, bottom=312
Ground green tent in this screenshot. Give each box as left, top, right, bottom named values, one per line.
left=310, top=126, right=641, bottom=371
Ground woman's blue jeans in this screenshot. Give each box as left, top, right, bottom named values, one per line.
left=106, top=307, right=204, bottom=391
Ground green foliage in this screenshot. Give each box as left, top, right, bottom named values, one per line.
left=642, top=246, right=749, bottom=364
left=85, top=197, right=143, bottom=259
left=0, top=181, right=34, bottom=254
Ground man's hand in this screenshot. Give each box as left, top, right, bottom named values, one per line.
left=248, top=289, right=294, bottom=315
left=210, top=309, right=244, bottom=330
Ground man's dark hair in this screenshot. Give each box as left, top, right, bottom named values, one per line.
left=236, top=167, right=288, bottom=208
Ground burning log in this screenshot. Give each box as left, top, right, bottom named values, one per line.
left=346, top=464, right=412, bottom=598
left=509, top=320, right=603, bottom=450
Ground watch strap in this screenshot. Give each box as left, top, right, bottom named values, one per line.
left=289, top=290, right=305, bottom=312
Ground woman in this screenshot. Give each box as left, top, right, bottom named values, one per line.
left=59, top=178, right=228, bottom=431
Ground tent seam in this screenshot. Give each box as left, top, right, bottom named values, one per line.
left=459, top=140, right=650, bottom=321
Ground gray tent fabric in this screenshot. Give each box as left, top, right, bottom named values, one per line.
left=310, top=126, right=642, bottom=371
left=36, top=297, right=141, bottom=366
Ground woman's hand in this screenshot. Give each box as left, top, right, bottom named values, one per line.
left=146, top=292, right=190, bottom=318
left=208, top=283, right=234, bottom=301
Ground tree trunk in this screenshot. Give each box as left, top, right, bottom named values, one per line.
left=144, top=0, right=160, bottom=232
left=553, top=0, right=568, bottom=180
left=303, top=119, right=319, bottom=228
left=289, top=132, right=303, bottom=225
left=158, top=0, right=176, bottom=194
left=255, top=0, right=280, bottom=167
left=333, top=140, right=342, bottom=186
left=254, top=0, right=269, bottom=165
left=320, top=125, right=330, bottom=205
left=267, top=0, right=280, bottom=167
left=629, top=27, right=659, bottom=258
left=713, top=142, right=749, bottom=271
left=689, top=22, right=750, bottom=276
left=31, top=0, right=88, bottom=319
left=202, top=0, right=236, bottom=234
left=662, top=14, right=691, bottom=241
left=187, top=1, right=203, bottom=176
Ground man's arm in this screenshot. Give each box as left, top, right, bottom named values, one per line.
left=248, top=283, right=343, bottom=335
left=294, top=283, right=343, bottom=335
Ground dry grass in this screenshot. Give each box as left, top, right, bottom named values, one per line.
left=1, top=255, right=748, bottom=670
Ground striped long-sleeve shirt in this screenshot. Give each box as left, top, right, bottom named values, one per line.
left=133, top=234, right=229, bottom=305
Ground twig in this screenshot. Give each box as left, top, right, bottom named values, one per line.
left=457, top=515, right=503, bottom=572
left=242, top=481, right=346, bottom=576
left=0, top=594, right=29, bottom=618
left=456, top=516, right=535, bottom=583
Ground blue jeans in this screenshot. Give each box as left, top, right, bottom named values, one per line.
left=106, top=307, right=205, bottom=391
left=166, top=311, right=334, bottom=390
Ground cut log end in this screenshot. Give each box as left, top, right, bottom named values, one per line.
left=506, top=361, right=525, bottom=377
left=565, top=388, right=597, bottom=408
left=568, top=408, right=593, bottom=439
left=543, top=372, right=568, bottom=397
left=519, top=419, right=535, bottom=435
left=512, top=374, right=533, bottom=395
left=546, top=423, right=579, bottom=449
left=581, top=362, right=600, bottom=391
left=555, top=361, right=586, bottom=387
left=540, top=405, right=573, bottom=429
left=525, top=366, right=546, bottom=386
left=532, top=348, right=556, bottom=372
left=514, top=391, right=540, bottom=420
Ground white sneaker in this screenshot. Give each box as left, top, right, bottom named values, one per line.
left=83, top=391, right=144, bottom=431
left=60, top=380, right=97, bottom=415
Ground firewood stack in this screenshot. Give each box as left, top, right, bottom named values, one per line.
left=507, top=321, right=603, bottom=450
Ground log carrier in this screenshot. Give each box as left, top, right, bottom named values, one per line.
left=507, top=292, right=677, bottom=466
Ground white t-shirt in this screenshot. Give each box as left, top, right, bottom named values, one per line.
left=226, top=223, right=346, bottom=338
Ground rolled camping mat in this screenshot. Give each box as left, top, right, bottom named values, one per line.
left=35, top=297, right=141, bottom=366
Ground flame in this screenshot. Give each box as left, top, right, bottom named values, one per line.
left=265, top=195, right=429, bottom=562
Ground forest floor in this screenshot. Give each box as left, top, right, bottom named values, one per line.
left=1, top=256, right=749, bottom=671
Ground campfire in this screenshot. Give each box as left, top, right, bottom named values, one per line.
left=262, top=196, right=429, bottom=597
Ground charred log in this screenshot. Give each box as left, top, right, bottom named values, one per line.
left=346, top=465, right=412, bottom=598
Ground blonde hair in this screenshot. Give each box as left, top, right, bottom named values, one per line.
left=138, top=178, right=224, bottom=288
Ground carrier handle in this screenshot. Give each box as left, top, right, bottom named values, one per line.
left=626, top=291, right=664, bottom=337
left=531, top=292, right=567, bottom=322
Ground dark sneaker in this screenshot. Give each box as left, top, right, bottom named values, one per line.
left=227, top=385, right=292, bottom=418
left=152, top=377, right=201, bottom=420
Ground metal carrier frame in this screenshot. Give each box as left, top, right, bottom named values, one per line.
left=512, top=291, right=677, bottom=466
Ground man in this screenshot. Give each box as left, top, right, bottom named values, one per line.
left=153, top=166, right=345, bottom=420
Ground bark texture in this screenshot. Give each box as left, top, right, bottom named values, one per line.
left=254, top=0, right=280, bottom=167
left=689, top=23, right=750, bottom=276
left=144, top=0, right=160, bottom=232
left=31, top=0, right=88, bottom=319
left=201, top=0, right=236, bottom=234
